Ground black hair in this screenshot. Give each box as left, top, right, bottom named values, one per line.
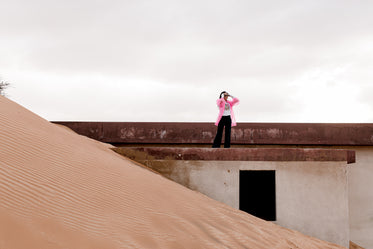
left=219, top=91, right=227, bottom=98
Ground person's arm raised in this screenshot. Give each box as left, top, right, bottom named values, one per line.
left=229, top=95, right=240, bottom=106
left=216, top=97, right=225, bottom=107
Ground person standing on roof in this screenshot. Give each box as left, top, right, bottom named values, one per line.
left=212, top=91, right=239, bottom=148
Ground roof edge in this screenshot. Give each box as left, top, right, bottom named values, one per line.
left=53, top=122, right=373, bottom=146
left=114, top=147, right=356, bottom=164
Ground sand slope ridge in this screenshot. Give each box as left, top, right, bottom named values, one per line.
left=0, top=96, right=345, bottom=249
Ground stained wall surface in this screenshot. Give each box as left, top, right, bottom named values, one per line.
left=139, top=159, right=350, bottom=247
left=341, top=147, right=373, bottom=249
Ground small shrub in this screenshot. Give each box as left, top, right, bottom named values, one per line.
left=0, top=81, right=10, bottom=96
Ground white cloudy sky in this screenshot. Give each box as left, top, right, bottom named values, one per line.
left=1, top=0, right=373, bottom=123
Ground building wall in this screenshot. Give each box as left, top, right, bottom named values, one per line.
left=232, top=146, right=373, bottom=249
left=143, top=160, right=350, bottom=247
left=342, top=146, right=373, bottom=249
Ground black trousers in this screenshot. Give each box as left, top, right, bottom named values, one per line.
left=212, top=116, right=232, bottom=148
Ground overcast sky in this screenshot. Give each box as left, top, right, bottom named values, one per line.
left=1, top=0, right=373, bottom=123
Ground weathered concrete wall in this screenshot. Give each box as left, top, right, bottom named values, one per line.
left=53, top=122, right=373, bottom=145
left=275, top=162, right=349, bottom=247
left=115, top=147, right=355, bottom=163
left=127, top=146, right=372, bottom=249
left=343, top=147, right=373, bottom=249
left=114, top=147, right=354, bottom=247
left=140, top=160, right=350, bottom=247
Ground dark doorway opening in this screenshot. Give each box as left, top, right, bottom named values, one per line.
left=239, top=170, right=276, bottom=221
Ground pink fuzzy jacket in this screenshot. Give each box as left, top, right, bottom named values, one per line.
left=215, top=96, right=240, bottom=127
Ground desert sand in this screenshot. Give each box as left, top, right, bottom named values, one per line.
left=0, top=95, right=346, bottom=249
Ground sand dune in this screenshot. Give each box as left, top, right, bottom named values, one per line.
left=0, top=95, right=345, bottom=249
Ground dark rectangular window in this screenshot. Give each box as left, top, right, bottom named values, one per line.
left=239, top=170, right=276, bottom=221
